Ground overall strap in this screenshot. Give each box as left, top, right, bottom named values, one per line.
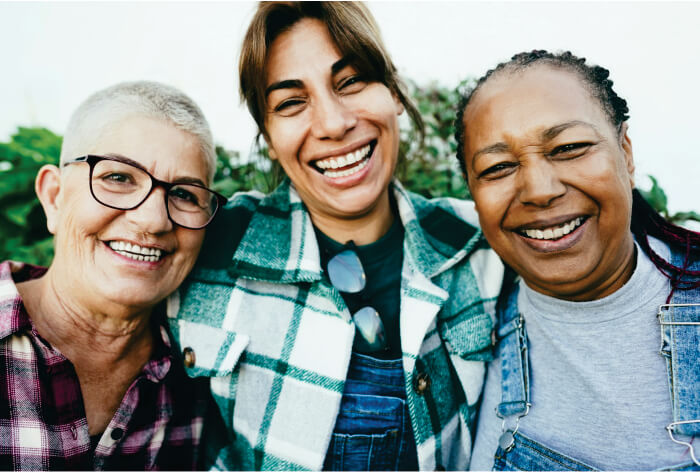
left=659, top=247, right=700, bottom=465
left=660, top=248, right=700, bottom=436
left=496, top=281, right=530, bottom=418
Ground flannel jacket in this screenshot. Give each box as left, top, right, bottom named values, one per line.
left=0, top=260, right=209, bottom=470
left=167, top=179, right=503, bottom=470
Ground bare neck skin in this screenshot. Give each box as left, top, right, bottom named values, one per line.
left=17, top=268, right=154, bottom=436
left=310, top=192, right=395, bottom=245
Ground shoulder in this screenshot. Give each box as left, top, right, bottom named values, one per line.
left=408, top=192, right=481, bottom=229
left=402, top=189, right=487, bottom=255
left=195, top=189, right=267, bottom=269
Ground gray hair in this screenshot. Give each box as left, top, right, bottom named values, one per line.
left=60, top=81, right=216, bottom=183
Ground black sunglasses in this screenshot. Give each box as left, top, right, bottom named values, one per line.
left=327, top=244, right=387, bottom=354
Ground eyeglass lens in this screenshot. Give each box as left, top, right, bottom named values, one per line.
left=327, top=248, right=387, bottom=353
left=91, top=158, right=219, bottom=229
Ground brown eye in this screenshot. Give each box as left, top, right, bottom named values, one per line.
left=549, top=142, right=592, bottom=158
left=478, top=162, right=517, bottom=180
left=337, top=75, right=367, bottom=94
left=272, top=98, right=306, bottom=116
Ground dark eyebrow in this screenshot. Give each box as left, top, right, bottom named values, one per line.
left=472, top=142, right=509, bottom=162
left=103, top=153, right=207, bottom=187
left=265, top=56, right=357, bottom=97
left=265, top=79, right=303, bottom=97
left=331, top=56, right=354, bottom=75
left=541, top=120, right=599, bottom=141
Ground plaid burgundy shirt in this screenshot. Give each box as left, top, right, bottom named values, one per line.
left=0, top=260, right=210, bottom=470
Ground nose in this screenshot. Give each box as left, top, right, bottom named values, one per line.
left=517, top=158, right=567, bottom=207
left=310, top=92, right=357, bottom=140
left=125, top=186, right=173, bottom=234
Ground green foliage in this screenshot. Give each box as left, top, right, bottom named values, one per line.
left=2, top=80, right=697, bottom=267
left=396, top=79, right=472, bottom=200
left=0, top=127, right=61, bottom=266
left=637, top=175, right=700, bottom=225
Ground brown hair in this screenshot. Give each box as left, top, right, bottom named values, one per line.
left=239, top=1, right=423, bottom=139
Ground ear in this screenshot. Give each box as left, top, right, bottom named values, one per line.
left=260, top=131, right=278, bottom=160
left=618, top=122, right=635, bottom=188
left=34, top=165, right=62, bottom=235
left=393, top=92, right=405, bottom=116
left=267, top=144, right=278, bottom=161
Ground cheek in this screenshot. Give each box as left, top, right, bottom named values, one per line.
left=177, top=231, right=205, bottom=265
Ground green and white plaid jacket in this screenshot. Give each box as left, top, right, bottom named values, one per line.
left=167, top=179, right=503, bottom=470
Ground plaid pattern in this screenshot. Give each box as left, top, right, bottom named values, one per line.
left=0, top=260, right=209, bottom=471
left=168, top=179, right=503, bottom=470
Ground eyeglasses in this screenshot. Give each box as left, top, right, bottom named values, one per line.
left=63, top=154, right=226, bottom=230
left=327, top=245, right=387, bottom=354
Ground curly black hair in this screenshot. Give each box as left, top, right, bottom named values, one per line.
left=454, top=49, right=630, bottom=177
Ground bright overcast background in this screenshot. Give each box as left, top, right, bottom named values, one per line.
left=2, top=1, right=699, bottom=215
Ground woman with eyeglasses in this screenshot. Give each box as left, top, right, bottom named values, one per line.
left=167, top=2, right=503, bottom=471
left=455, top=51, right=700, bottom=470
left=1, top=81, right=225, bottom=469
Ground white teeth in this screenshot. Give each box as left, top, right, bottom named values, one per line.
left=522, top=217, right=583, bottom=240
left=315, top=144, right=372, bottom=171
left=324, top=157, right=369, bottom=178
left=108, top=241, right=164, bottom=261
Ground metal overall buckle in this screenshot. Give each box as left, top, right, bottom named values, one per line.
left=496, top=403, right=531, bottom=453
left=666, top=420, right=700, bottom=466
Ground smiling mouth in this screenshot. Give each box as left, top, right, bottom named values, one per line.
left=312, top=141, right=375, bottom=178
left=518, top=217, right=586, bottom=241
left=108, top=241, right=165, bottom=262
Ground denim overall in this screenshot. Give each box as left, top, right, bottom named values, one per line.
left=323, top=352, right=419, bottom=471
left=493, top=248, right=700, bottom=471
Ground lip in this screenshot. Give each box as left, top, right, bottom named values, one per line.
left=308, top=138, right=376, bottom=164
left=311, top=140, right=377, bottom=189
left=514, top=214, right=588, bottom=231
left=102, top=239, right=171, bottom=267
left=514, top=216, right=590, bottom=253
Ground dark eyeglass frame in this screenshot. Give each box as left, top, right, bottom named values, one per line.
left=63, top=154, right=227, bottom=230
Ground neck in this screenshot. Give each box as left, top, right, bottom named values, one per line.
left=17, top=268, right=154, bottom=367
left=309, top=190, right=396, bottom=245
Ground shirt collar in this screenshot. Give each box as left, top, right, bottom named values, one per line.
left=228, top=179, right=483, bottom=283
left=0, top=261, right=45, bottom=340
left=0, top=260, right=174, bottom=383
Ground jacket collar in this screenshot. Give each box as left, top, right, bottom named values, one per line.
left=229, top=179, right=483, bottom=283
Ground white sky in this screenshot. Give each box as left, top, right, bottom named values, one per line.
left=2, top=1, right=699, bottom=214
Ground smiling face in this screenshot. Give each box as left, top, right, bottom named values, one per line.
left=263, top=18, right=404, bottom=233
left=47, top=115, right=207, bottom=313
left=461, top=66, right=637, bottom=301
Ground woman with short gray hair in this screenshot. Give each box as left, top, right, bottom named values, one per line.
left=1, top=80, right=224, bottom=469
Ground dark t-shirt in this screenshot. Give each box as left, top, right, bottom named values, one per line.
left=315, top=217, right=404, bottom=359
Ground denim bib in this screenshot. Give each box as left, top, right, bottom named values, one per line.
left=493, top=247, right=700, bottom=471
left=323, top=352, right=419, bottom=471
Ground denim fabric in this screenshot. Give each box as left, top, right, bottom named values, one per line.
left=660, top=249, right=700, bottom=438
left=491, top=245, right=700, bottom=471
left=323, top=353, right=419, bottom=471
left=493, top=432, right=595, bottom=471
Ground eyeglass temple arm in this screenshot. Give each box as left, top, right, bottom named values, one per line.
left=62, top=155, right=89, bottom=167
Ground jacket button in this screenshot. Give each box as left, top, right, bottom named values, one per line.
left=183, top=347, right=196, bottom=368
left=110, top=428, right=124, bottom=440
left=414, top=372, right=431, bottom=395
